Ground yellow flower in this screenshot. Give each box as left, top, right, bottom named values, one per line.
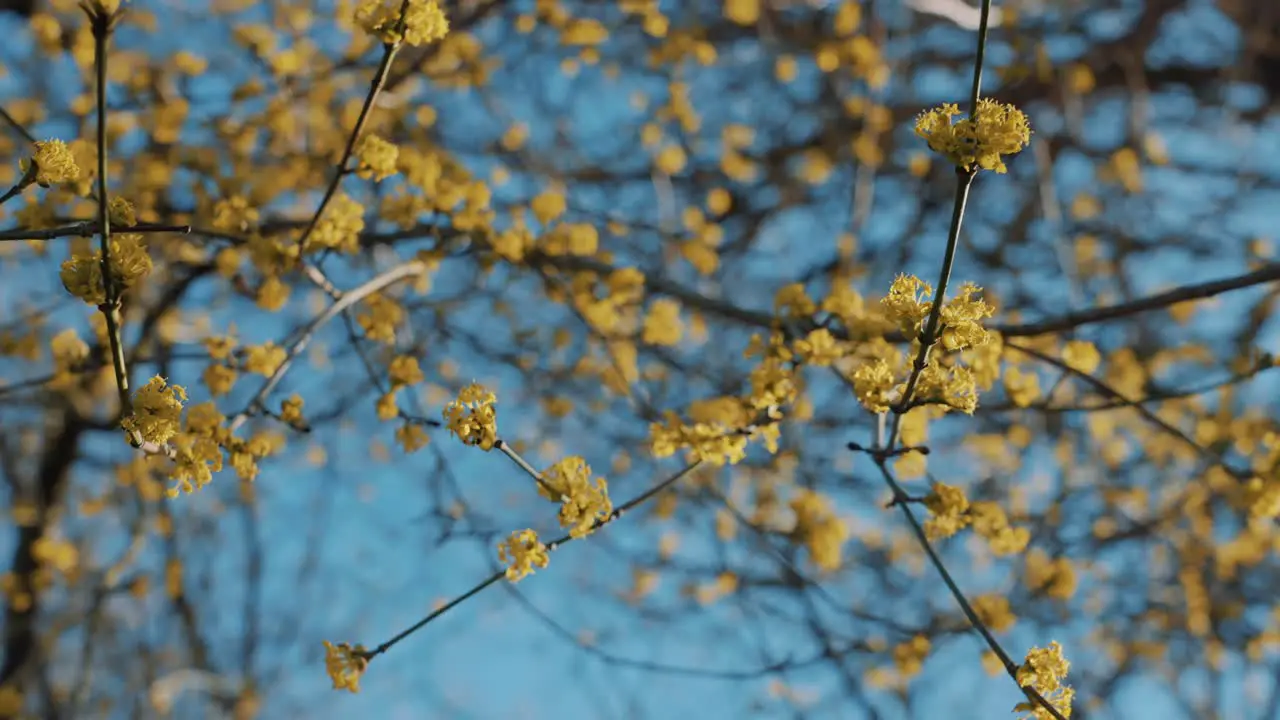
left=395, top=422, right=429, bottom=453
left=388, top=355, right=423, bottom=389
left=882, top=274, right=933, bottom=336
left=923, top=481, right=970, bottom=540
left=530, top=189, right=567, bottom=225
left=24, top=139, right=81, bottom=186
left=914, top=99, right=1031, bottom=173
left=306, top=193, right=365, bottom=254
left=540, top=456, right=613, bottom=538
left=790, top=489, right=848, bottom=572
left=243, top=342, right=287, bottom=376
left=355, top=0, right=448, bottom=46
left=279, top=394, right=305, bottom=427
left=793, top=328, right=845, bottom=366
left=1062, top=340, right=1100, bottom=375
left=1014, top=641, right=1073, bottom=720
left=322, top=641, right=368, bottom=693
left=498, top=529, right=549, bottom=581
left=357, top=293, right=403, bottom=344
left=852, top=358, right=896, bottom=414
left=121, top=376, right=187, bottom=445
left=212, top=195, right=259, bottom=233
left=202, top=363, right=238, bottom=396
left=355, top=134, right=399, bottom=181
left=641, top=299, right=683, bottom=346
left=59, top=249, right=106, bottom=305
left=442, top=382, right=497, bottom=450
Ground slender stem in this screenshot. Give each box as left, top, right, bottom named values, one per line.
left=226, top=261, right=427, bottom=435
left=885, top=170, right=973, bottom=450
left=294, top=41, right=400, bottom=254
left=362, top=461, right=701, bottom=660
left=88, top=7, right=137, bottom=444
left=0, top=105, right=36, bottom=144
left=0, top=221, right=190, bottom=242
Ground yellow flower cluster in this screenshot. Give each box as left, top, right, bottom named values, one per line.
left=355, top=0, right=449, bottom=47
left=498, top=529, right=549, bottom=581
left=882, top=275, right=993, bottom=348
left=443, top=383, right=497, bottom=450
left=1014, top=642, right=1073, bottom=720
left=851, top=276, right=995, bottom=414
left=322, top=641, right=368, bottom=693
left=305, top=193, right=365, bottom=254
left=211, top=195, right=259, bottom=233
left=23, top=139, right=81, bottom=187
left=356, top=293, right=404, bottom=344
left=789, top=489, right=849, bottom=572
left=48, top=329, right=89, bottom=391
left=915, top=99, right=1032, bottom=174
left=923, top=482, right=1030, bottom=555
left=355, top=134, right=399, bottom=181
left=59, top=234, right=153, bottom=306
left=641, top=298, right=684, bottom=346
left=167, top=402, right=282, bottom=495
left=540, top=456, right=613, bottom=538
left=892, top=635, right=931, bottom=678
left=121, top=376, right=186, bottom=445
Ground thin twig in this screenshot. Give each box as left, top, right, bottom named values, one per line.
left=362, top=460, right=702, bottom=660
left=0, top=222, right=191, bottom=242
left=226, top=261, right=426, bottom=435
left=86, top=4, right=138, bottom=445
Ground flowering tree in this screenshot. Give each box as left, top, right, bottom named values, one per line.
left=1, top=0, right=1279, bottom=718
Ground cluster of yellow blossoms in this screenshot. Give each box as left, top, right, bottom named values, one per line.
left=915, top=99, right=1032, bottom=174
left=120, top=376, right=186, bottom=445
left=540, top=456, right=613, bottom=538
left=923, top=481, right=1030, bottom=555
left=442, top=382, right=498, bottom=450
left=322, top=641, right=369, bottom=693
left=59, top=199, right=153, bottom=306
left=1015, top=642, right=1073, bottom=719
left=21, top=139, right=81, bottom=187
left=497, top=529, right=550, bottom=582
left=789, top=489, right=849, bottom=572
left=354, top=0, right=449, bottom=46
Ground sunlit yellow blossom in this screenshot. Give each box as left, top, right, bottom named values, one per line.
left=443, top=382, right=497, bottom=450
left=395, top=422, right=429, bottom=453
left=23, top=139, right=81, bottom=186
left=923, top=481, right=970, bottom=540
left=355, top=134, right=399, bottom=181
left=1062, top=340, right=1101, bottom=375
left=243, top=342, right=287, bottom=376
left=642, top=299, right=683, bottom=346
left=212, top=195, right=259, bottom=233
left=357, top=293, right=403, bottom=344
left=852, top=358, right=896, bottom=413
left=915, top=99, right=1031, bottom=173
left=388, top=355, right=424, bottom=388
left=498, top=529, right=549, bottom=581
left=279, top=394, right=305, bottom=428
left=882, top=274, right=932, bottom=336
left=1014, top=642, right=1073, bottom=720
left=531, top=189, right=567, bottom=225
left=356, top=0, right=449, bottom=46
left=121, top=376, right=186, bottom=445
left=306, top=193, right=365, bottom=254
left=790, top=489, right=848, bottom=572
left=202, top=363, right=237, bottom=396
left=322, top=641, right=368, bottom=693
left=793, top=328, right=845, bottom=366
left=540, top=456, right=613, bottom=538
